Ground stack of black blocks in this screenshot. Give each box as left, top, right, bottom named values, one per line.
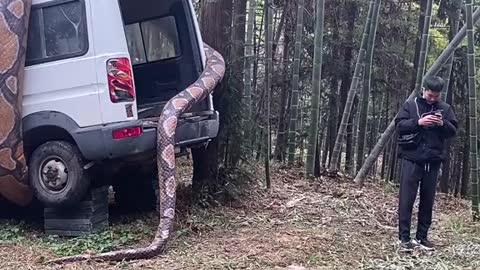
left=43, top=186, right=109, bottom=237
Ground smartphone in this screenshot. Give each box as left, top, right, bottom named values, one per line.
left=427, top=110, right=443, bottom=118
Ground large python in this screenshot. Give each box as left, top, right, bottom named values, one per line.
left=0, top=0, right=225, bottom=264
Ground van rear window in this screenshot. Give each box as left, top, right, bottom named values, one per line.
left=26, top=0, right=88, bottom=66
left=125, top=16, right=181, bottom=65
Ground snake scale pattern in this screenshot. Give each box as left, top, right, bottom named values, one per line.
left=0, top=0, right=33, bottom=208
left=0, top=0, right=225, bottom=264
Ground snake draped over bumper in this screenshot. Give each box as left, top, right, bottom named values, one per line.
left=1, top=0, right=225, bottom=263
left=47, top=44, right=225, bottom=264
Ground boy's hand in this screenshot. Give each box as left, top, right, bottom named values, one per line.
left=432, top=115, right=444, bottom=126
left=418, top=115, right=438, bottom=126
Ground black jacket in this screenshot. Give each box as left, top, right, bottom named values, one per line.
left=394, top=94, right=458, bottom=163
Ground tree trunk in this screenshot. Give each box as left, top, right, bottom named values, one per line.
left=462, top=105, right=470, bottom=198
left=337, top=2, right=357, bottom=131
left=452, top=152, right=461, bottom=197
left=394, top=146, right=402, bottom=183
left=227, top=0, right=248, bottom=167
left=381, top=92, right=390, bottom=179
left=232, top=0, right=247, bottom=91
left=329, top=0, right=380, bottom=173
left=298, top=84, right=305, bottom=164
left=351, top=92, right=362, bottom=175
left=272, top=3, right=287, bottom=58
left=274, top=3, right=293, bottom=162
left=465, top=0, right=479, bottom=220
left=253, top=7, right=262, bottom=96
left=383, top=137, right=392, bottom=180
left=345, top=95, right=359, bottom=174
left=412, top=0, right=434, bottom=93
left=371, top=93, right=385, bottom=176
left=388, top=140, right=397, bottom=182
left=305, top=0, right=325, bottom=177
left=323, top=83, right=338, bottom=167
left=409, top=0, right=428, bottom=90
left=439, top=7, right=461, bottom=194
left=191, top=145, right=220, bottom=195
left=193, top=0, right=233, bottom=195
left=243, top=0, right=256, bottom=157
left=264, top=0, right=274, bottom=188
left=287, top=0, right=305, bottom=165
left=318, top=118, right=327, bottom=171
left=273, top=65, right=290, bottom=162
left=314, top=136, right=322, bottom=176
left=356, top=0, right=381, bottom=173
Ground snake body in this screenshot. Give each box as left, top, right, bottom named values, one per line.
left=0, top=0, right=225, bottom=264
left=0, top=0, right=33, bottom=207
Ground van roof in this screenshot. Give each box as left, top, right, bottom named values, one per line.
left=119, top=0, right=185, bottom=24
left=32, top=0, right=55, bottom=5
left=33, top=0, right=184, bottom=5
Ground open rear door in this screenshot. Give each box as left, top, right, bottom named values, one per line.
left=119, top=0, right=209, bottom=118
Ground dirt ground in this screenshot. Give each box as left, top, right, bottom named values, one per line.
left=1, top=161, right=479, bottom=270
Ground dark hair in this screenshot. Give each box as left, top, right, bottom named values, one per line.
left=423, top=76, right=445, bottom=92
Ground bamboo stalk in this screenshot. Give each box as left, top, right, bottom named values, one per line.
left=328, top=0, right=380, bottom=173
left=355, top=0, right=382, bottom=173
left=355, top=7, right=480, bottom=186
left=287, top=0, right=305, bottom=165
left=264, top=0, right=273, bottom=189
left=243, top=0, right=256, bottom=149
left=306, top=0, right=326, bottom=177
left=465, top=0, right=479, bottom=220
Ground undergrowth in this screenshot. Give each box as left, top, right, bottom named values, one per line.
left=0, top=215, right=154, bottom=258
left=193, top=161, right=263, bottom=208
left=0, top=165, right=479, bottom=269
left=0, top=221, right=28, bottom=243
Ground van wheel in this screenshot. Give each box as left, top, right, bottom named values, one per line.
left=29, top=141, right=91, bottom=207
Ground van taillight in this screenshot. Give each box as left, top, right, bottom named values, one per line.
left=112, top=127, right=142, bottom=140
left=107, top=58, right=135, bottom=103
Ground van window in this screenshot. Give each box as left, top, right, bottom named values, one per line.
left=26, top=0, right=88, bottom=65
left=125, top=16, right=181, bottom=65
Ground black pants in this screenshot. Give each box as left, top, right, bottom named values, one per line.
left=398, top=158, right=440, bottom=242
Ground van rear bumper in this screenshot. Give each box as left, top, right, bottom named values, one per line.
left=73, top=112, right=219, bottom=161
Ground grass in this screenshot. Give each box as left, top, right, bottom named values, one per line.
left=0, top=214, right=153, bottom=259
left=0, top=221, right=28, bottom=243
left=0, top=162, right=479, bottom=269
left=37, top=222, right=147, bottom=257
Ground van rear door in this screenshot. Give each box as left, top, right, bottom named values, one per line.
left=119, top=0, right=208, bottom=119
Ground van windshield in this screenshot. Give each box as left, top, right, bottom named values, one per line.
left=124, top=16, right=181, bottom=65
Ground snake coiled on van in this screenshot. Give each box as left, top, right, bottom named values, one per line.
left=0, top=0, right=225, bottom=264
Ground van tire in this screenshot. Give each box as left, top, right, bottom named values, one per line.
left=28, top=141, right=91, bottom=207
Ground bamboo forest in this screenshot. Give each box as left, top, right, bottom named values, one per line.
left=2, top=0, right=480, bottom=269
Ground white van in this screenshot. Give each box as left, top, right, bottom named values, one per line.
left=22, top=0, right=219, bottom=208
